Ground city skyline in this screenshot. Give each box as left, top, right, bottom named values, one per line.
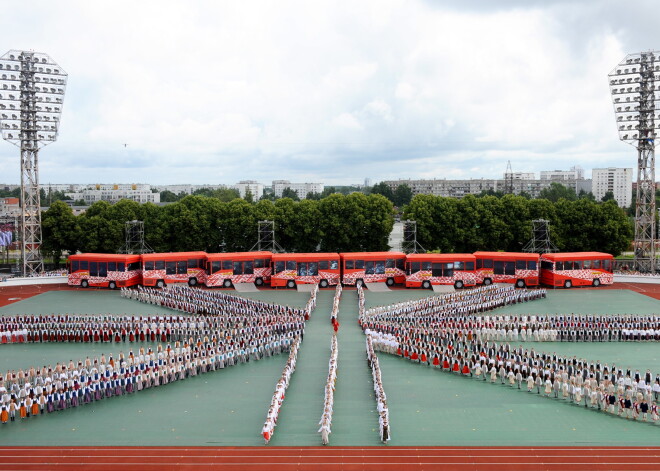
left=0, top=0, right=657, bottom=185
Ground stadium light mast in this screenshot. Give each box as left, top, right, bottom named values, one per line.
left=609, top=51, right=660, bottom=272
left=0, top=50, right=67, bottom=276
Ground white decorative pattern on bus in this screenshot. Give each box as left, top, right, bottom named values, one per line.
left=407, top=270, right=479, bottom=285
left=476, top=269, right=538, bottom=283
left=142, top=268, right=207, bottom=283
left=342, top=268, right=406, bottom=285
left=555, top=269, right=614, bottom=284
left=67, top=270, right=141, bottom=286
left=271, top=270, right=340, bottom=285
left=206, top=267, right=272, bottom=286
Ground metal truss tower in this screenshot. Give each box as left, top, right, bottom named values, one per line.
left=609, top=51, right=660, bottom=272
left=523, top=219, right=558, bottom=254
left=119, top=220, right=153, bottom=254
left=0, top=50, right=67, bottom=276
left=250, top=220, right=284, bottom=252
left=504, top=160, right=514, bottom=194
left=401, top=220, right=425, bottom=254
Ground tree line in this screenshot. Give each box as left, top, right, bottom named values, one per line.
left=403, top=194, right=633, bottom=256
left=41, top=193, right=395, bottom=265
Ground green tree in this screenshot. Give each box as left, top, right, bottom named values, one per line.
left=393, top=184, right=413, bottom=207
left=244, top=189, right=254, bottom=204
left=371, top=182, right=394, bottom=202
left=160, top=190, right=181, bottom=202
left=41, top=201, right=80, bottom=266
left=281, top=187, right=300, bottom=201
left=538, top=182, right=577, bottom=202
left=601, top=191, right=615, bottom=202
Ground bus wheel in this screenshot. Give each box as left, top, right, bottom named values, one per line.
left=564, top=280, right=572, bottom=289
left=286, top=280, right=296, bottom=289
left=319, top=279, right=329, bottom=288
left=422, top=280, right=431, bottom=290
left=592, top=279, right=601, bottom=287
left=108, top=281, right=117, bottom=290
left=386, top=277, right=395, bottom=286
left=223, top=279, right=232, bottom=288
left=81, top=280, right=89, bottom=288
left=255, top=278, right=264, bottom=287
left=515, top=279, right=525, bottom=289
left=483, top=278, right=492, bottom=286
left=156, top=280, right=166, bottom=289
left=356, top=279, right=365, bottom=288
left=454, top=280, right=464, bottom=289
left=188, top=278, right=198, bottom=287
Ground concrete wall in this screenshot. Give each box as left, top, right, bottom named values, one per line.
left=0, top=276, right=67, bottom=287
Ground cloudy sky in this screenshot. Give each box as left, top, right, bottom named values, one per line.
left=0, top=0, right=657, bottom=185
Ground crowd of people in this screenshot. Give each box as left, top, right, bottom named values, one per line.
left=361, top=285, right=660, bottom=424
left=319, top=334, right=338, bottom=445
left=366, top=333, right=389, bottom=442
left=330, top=283, right=341, bottom=333
left=262, top=336, right=301, bottom=444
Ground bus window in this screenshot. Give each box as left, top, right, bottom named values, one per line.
left=422, top=261, right=432, bottom=271
left=515, top=260, right=526, bottom=270
left=118, top=263, right=125, bottom=272
left=574, top=260, right=583, bottom=269
left=355, top=260, right=365, bottom=269
left=244, top=260, right=254, bottom=274
left=365, top=261, right=375, bottom=275
left=541, top=260, right=553, bottom=270
left=527, top=260, right=537, bottom=270
left=233, top=262, right=242, bottom=275
left=286, top=260, right=296, bottom=271
left=555, top=262, right=564, bottom=271
left=505, top=261, right=515, bottom=275
left=155, top=260, right=165, bottom=270
left=319, top=260, right=329, bottom=270
left=593, top=259, right=601, bottom=269
left=80, top=260, right=88, bottom=270
left=410, top=262, right=420, bottom=274
left=255, top=258, right=264, bottom=268
left=466, top=261, right=474, bottom=271
left=297, top=263, right=307, bottom=276
left=432, top=263, right=442, bottom=277
left=604, top=260, right=613, bottom=272
left=476, top=259, right=482, bottom=269
left=212, top=261, right=220, bottom=273
left=308, top=262, right=318, bottom=276
left=330, top=260, right=338, bottom=270
left=396, top=258, right=405, bottom=270
left=188, top=259, right=198, bottom=269
left=443, top=263, right=453, bottom=277
left=176, top=261, right=187, bottom=274
left=454, top=261, right=464, bottom=270
left=494, top=261, right=504, bottom=275
left=108, top=262, right=116, bottom=272
left=385, top=259, right=394, bottom=268
left=345, top=260, right=354, bottom=270
left=72, top=260, right=79, bottom=272
left=482, top=259, right=493, bottom=269
left=274, top=261, right=284, bottom=273
left=166, top=261, right=176, bottom=275
left=222, top=260, right=232, bottom=270
left=98, top=263, right=107, bottom=277
left=583, top=260, right=592, bottom=269
left=89, top=262, right=98, bottom=277
left=375, top=260, right=385, bottom=274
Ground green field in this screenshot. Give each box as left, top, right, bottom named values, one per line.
left=1, top=287, right=659, bottom=446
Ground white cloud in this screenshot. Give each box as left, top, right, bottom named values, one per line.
left=0, top=0, right=654, bottom=185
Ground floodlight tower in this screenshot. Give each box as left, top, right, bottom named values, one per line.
left=609, top=51, right=660, bottom=272
left=0, top=50, right=67, bottom=276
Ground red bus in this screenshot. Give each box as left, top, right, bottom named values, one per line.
left=67, top=253, right=141, bottom=289
left=540, top=252, right=614, bottom=288
left=405, top=253, right=477, bottom=289
left=271, top=253, right=340, bottom=288
left=141, top=252, right=207, bottom=288
left=474, top=251, right=540, bottom=288
left=340, top=252, right=406, bottom=287
left=205, top=251, right=273, bottom=288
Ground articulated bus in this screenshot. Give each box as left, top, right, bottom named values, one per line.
left=68, top=253, right=141, bottom=289
left=405, top=253, right=477, bottom=289
left=540, top=252, right=614, bottom=288
left=340, top=252, right=406, bottom=287
left=474, top=251, right=540, bottom=288
left=141, top=252, right=208, bottom=288
left=205, top=251, right=273, bottom=288
left=270, top=253, right=340, bottom=288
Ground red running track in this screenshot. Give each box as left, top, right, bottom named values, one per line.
left=0, top=447, right=659, bottom=471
